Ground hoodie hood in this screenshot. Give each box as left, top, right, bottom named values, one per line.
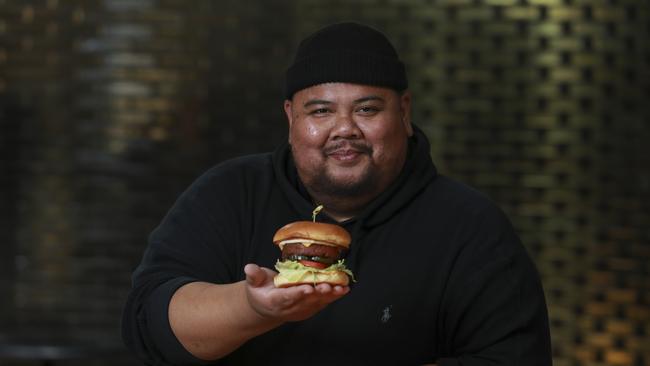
left=273, top=124, right=437, bottom=279
left=272, top=124, right=437, bottom=233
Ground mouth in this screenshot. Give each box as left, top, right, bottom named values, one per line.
left=324, top=143, right=372, bottom=164
left=327, top=149, right=364, bottom=161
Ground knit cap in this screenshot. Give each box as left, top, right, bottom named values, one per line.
left=284, top=22, right=408, bottom=99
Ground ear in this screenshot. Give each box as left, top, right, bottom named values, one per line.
left=400, top=91, right=413, bottom=137
left=283, top=99, right=294, bottom=143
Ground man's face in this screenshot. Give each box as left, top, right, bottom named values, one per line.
left=284, top=82, right=412, bottom=199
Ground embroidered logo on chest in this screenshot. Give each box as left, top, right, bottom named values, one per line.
left=380, top=305, right=392, bottom=323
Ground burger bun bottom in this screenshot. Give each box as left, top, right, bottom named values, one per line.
left=273, top=269, right=350, bottom=288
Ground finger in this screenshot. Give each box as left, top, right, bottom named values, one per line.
left=315, top=284, right=348, bottom=296
left=271, top=285, right=313, bottom=308
left=315, top=283, right=333, bottom=294
left=332, top=285, right=350, bottom=296
left=313, top=286, right=348, bottom=304
left=290, top=284, right=315, bottom=296
left=260, top=266, right=279, bottom=277
left=244, top=263, right=266, bottom=287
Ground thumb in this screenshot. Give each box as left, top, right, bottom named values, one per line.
left=244, top=263, right=266, bottom=287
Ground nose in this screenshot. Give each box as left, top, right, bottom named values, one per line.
left=331, top=111, right=362, bottom=140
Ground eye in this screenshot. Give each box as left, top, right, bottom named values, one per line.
left=357, top=105, right=380, bottom=115
left=309, top=108, right=331, bottom=116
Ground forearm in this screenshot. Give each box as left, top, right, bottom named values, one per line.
left=169, top=281, right=283, bottom=361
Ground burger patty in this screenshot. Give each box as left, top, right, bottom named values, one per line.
left=281, top=243, right=345, bottom=260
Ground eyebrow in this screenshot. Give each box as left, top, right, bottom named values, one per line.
left=302, top=95, right=385, bottom=108
left=354, top=95, right=385, bottom=104
left=303, top=99, right=332, bottom=108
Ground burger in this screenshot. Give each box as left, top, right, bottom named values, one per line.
left=273, top=221, right=354, bottom=288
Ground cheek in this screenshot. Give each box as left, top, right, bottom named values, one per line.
left=306, top=124, right=321, bottom=139
left=368, top=130, right=408, bottom=162
left=292, top=120, right=328, bottom=147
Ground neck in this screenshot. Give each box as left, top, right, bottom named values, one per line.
left=305, top=189, right=376, bottom=223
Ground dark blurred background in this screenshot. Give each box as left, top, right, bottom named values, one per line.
left=0, top=1, right=648, bottom=365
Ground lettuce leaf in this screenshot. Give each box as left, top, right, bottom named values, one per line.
left=275, top=259, right=356, bottom=282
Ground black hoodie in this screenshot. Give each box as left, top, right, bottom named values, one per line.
left=122, top=126, right=552, bottom=366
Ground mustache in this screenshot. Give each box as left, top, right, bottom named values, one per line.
left=323, top=141, right=373, bottom=155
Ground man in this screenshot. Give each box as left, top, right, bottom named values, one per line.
left=122, top=22, right=552, bottom=365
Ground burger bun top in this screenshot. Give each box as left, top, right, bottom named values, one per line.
left=273, top=221, right=351, bottom=249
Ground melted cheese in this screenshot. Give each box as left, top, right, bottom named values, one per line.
left=278, top=238, right=333, bottom=249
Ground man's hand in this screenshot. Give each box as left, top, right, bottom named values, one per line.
left=169, top=263, right=350, bottom=361
left=243, top=263, right=350, bottom=322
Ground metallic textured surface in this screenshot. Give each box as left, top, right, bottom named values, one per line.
left=0, top=1, right=293, bottom=364
left=1, top=1, right=649, bottom=365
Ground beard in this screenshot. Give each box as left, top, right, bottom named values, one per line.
left=293, top=141, right=380, bottom=198
left=307, top=160, right=381, bottom=198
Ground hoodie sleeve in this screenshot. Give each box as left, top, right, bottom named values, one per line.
left=437, top=203, right=552, bottom=366
left=121, top=165, right=246, bottom=365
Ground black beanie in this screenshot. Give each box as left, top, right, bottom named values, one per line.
left=284, top=22, right=408, bottom=99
